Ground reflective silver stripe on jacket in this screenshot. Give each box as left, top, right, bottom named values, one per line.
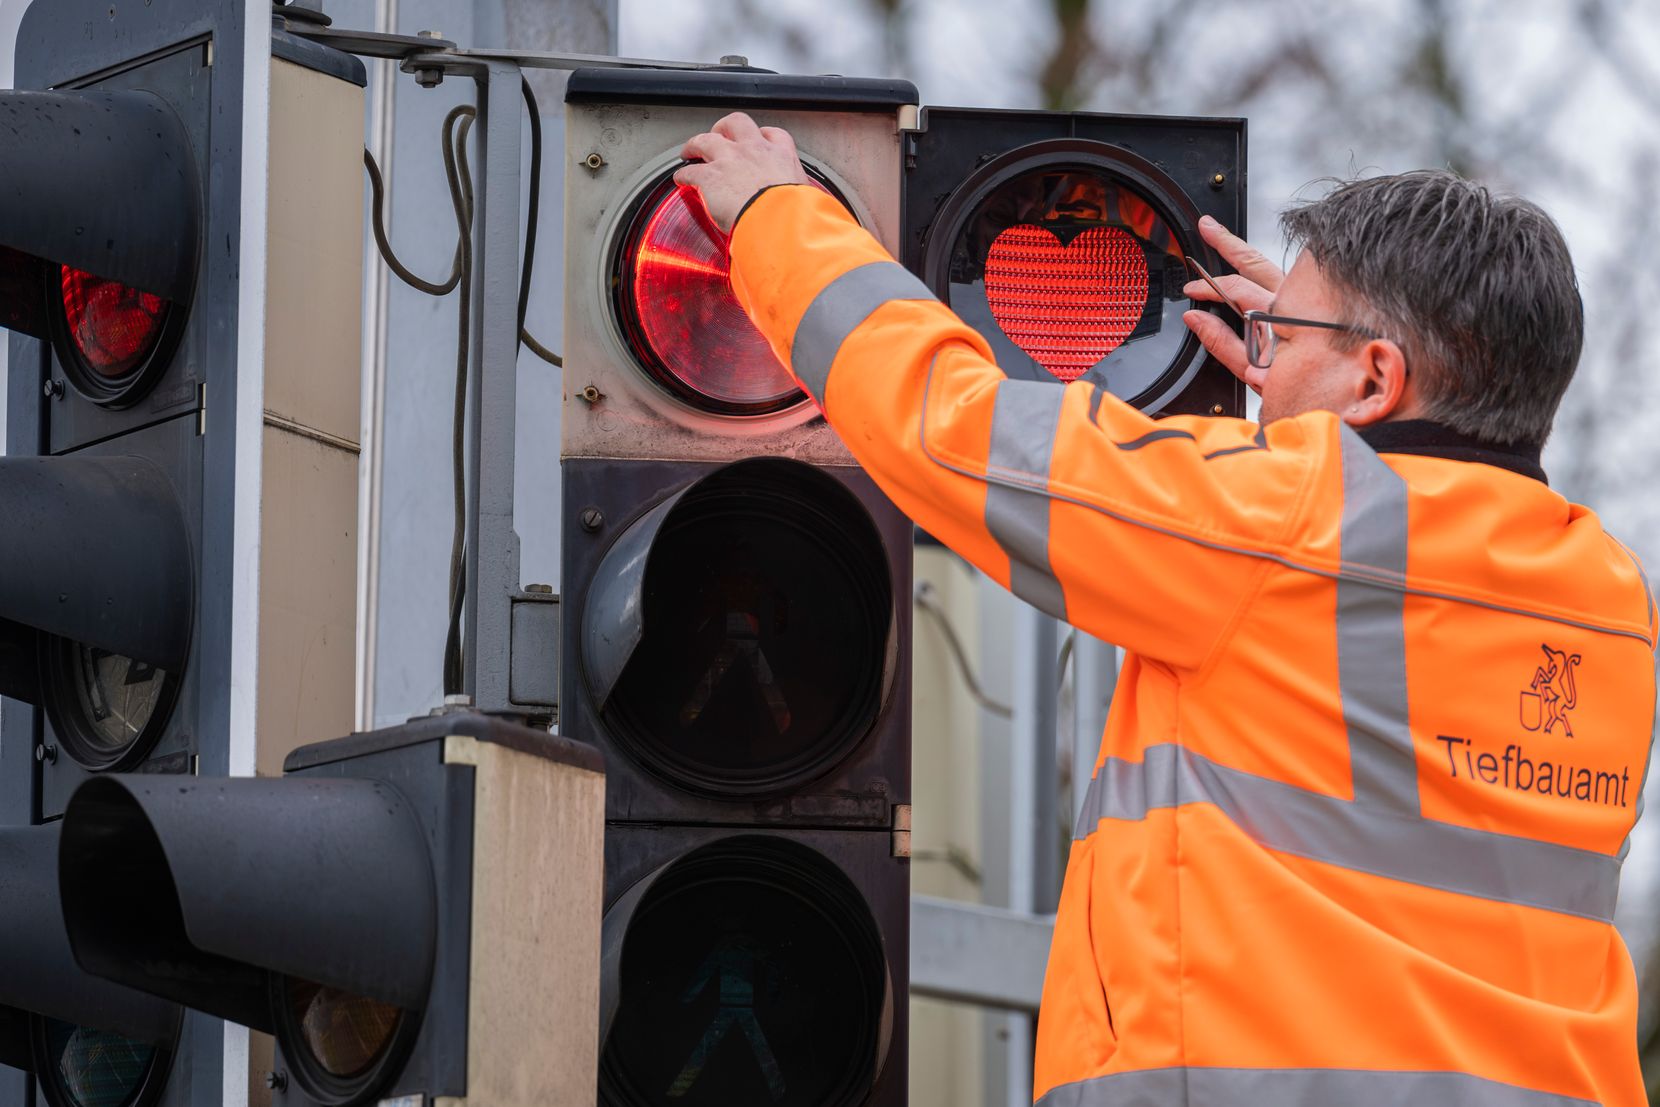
left=984, top=380, right=1067, bottom=619
left=792, top=262, right=1071, bottom=620
left=1337, top=425, right=1419, bottom=813
left=790, top=260, right=935, bottom=403
left=1069, top=742, right=1619, bottom=921
left=1036, top=1067, right=1601, bottom=1107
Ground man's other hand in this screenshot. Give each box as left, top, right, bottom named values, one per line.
left=676, top=113, right=811, bottom=234
left=1181, top=215, right=1283, bottom=395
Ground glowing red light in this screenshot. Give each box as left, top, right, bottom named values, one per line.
left=60, top=265, right=167, bottom=380
left=983, top=225, right=1150, bottom=382
left=627, top=184, right=800, bottom=411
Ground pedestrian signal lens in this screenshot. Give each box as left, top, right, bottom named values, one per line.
left=601, top=459, right=890, bottom=796
left=38, top=1019, right=160, bottom=1107
left=943, top=164, right=1198, bottom=402
left=601, top=837, right=888, bottom=1107
left=59, top=266, right=169, bottom=382
left=617, top=175, right=844, bottom=416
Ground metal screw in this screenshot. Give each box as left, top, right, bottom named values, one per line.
left=416, top=28, right=445, bottom=39
left=524, top=583, right=554, bottom=595
left=579, top=384, right=603, bottom=405
left=1210, top=172, right=1226, bottom=189
left=43, top=379, right=64, bottom=400
left=34, top=744, right=56, bottom=765
left=1211, top=403, right=1225, bottom=415
left=262, top=1071, right=287, bottom=1092
left=583, top=152, right=606, bottom=171
left=719, top=54, right=750, bottom=67
left=414, top=65, right=444, bottom=89
left=580, top=507, right=604, bottom=532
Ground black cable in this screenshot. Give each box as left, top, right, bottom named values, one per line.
left=914, top=582, right=1014, bottom=719
left=517, top=78, right=562, bottom=367
left=441, top=105, right=476, bottom=696
left=364, top=140, right=466, bottom=296
left=362, top=83, right=558, bottom=698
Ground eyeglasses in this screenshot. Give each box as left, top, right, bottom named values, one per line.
left=1243, top=310, right=1379, bottom=370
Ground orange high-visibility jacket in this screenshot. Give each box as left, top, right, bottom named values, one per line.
left=729, top=184, right=1659, bottom=1106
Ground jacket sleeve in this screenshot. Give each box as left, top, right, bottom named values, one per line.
left=728, top=184, right=1322, bottom=670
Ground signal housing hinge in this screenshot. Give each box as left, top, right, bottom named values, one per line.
left=892, top=803, right=912, bottom=858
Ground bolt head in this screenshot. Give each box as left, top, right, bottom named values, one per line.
left=580, top=507, right=604, bottom=532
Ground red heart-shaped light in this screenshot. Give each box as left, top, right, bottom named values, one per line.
left=984, top=225, right=1150, bottom=382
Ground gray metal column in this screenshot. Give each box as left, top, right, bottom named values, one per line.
left=461, top=59, right=526, bottom=712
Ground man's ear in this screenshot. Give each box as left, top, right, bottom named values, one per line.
left=1342, top=337, right=1410, bottom=426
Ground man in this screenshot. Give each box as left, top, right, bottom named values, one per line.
left=677, top=114, right=1657, bottom=1106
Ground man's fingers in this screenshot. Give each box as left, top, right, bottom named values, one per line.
left=758, top=125, right=797, bottom=152
left=711, top=111, right=765, bottom=143
left=1198, top=216, right=1283, bottom=293
left=1183, top=309, right=1263, bottom=395
left=1181, top=273, right=1272, bottom=314
left=672, top=161, right=712, bottom=190
left=680, top=131, right=730, bottom=164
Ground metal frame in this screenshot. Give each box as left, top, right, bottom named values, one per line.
left=382, top=44, right=725, bottom=715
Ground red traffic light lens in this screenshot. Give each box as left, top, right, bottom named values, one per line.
left=985, top=224, right=1150, bottom=382
left=59, top=266, right=169, bottom=381
left=617, top=177, right=845, bottom=415
left=930, top=154, right=1207, bottom=409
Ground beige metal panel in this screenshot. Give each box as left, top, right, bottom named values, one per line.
left=262, top=58, right=365, bottom=444
left=254, top=425, right=358, bottom=777
left=437, top=734, right=605, bottom=1107
left=910, top=545, right=989, bottom=1107
left=562, top=100, right=909, bottom=462
left=253, top=56, right=362, bottom=777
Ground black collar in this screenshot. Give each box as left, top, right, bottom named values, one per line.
left=1357, top=419, right=1547, bottom=485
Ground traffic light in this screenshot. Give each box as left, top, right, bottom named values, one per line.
left=561, top=70, right=917, bottom=1107
left=0, top=824, right=184, bottom=1107
left=562, top=70, right=1247, bottom=1105
left=53, top=714, right=606, bottom=1107
left=0, top=76, right=205, bottom=791
left=902, top=108, right=1247, bottom=417
left=0, top=2, right=368, bottom=1103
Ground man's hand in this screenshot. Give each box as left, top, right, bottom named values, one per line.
left=676, top=113, right=811, bottom=235
left=1181, top=215, right=1284, bottom=395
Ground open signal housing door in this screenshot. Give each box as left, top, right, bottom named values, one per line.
left=901, top=106, right=1247, bottom=419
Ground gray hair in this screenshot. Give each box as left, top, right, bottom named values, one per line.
left=1278, top=170, right=1583, bottom=449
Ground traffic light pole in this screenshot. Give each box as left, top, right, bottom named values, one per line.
left=460, top=57, right=525, bottom=715
left=363, top=42, right=729, bottom=717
